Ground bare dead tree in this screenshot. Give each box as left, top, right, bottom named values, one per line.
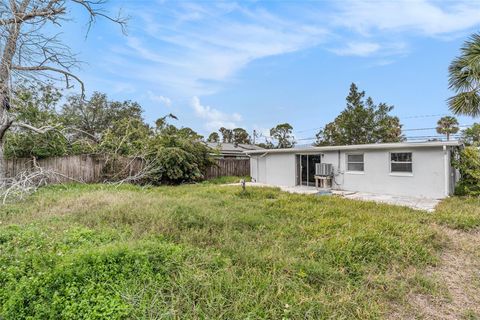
left=0, top=0, right=127, bottom=179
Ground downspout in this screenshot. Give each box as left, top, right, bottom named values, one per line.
left=443, top=145, right=449, bottom=197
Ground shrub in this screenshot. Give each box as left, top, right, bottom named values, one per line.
left=145, top=130, right=214, bottom=184
left=0, top=231, right=185, bottom=320
left=453, top=146, right=480, bottom=196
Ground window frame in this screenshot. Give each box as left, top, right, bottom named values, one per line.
left=346, top=153, right=365, bottom=173
left=389, top=151, right=413, bottom=175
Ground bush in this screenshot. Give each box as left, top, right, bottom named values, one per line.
left=145, top=130, right=214, bottom=184
left=454, top=146, right=480, bottom=196
left=0, top=226, right=185, bottom=320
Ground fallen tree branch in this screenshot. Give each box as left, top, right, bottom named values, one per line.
left=0, top=164, right=85, bottom=204
left=12, top=122, right=60, bottom=133
left=108, top=158, right=155, bottom=187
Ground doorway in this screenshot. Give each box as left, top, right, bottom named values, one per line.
left=296, top=154, right=321, bottom=186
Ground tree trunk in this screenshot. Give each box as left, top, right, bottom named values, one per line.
left=0, top=5, right=26, bottom=180
left=0, top=139, right=5, bottom=181
left=447, top=133, right=450, bottom=141
left=0, top=108, right=12, bottom=180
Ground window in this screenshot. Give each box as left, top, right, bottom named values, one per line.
left=390, top=152, right=412, bottom=173
left=347, top=154, right=364, bottom=172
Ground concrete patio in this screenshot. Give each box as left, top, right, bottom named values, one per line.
left=227, top=182, right=440, bottom=212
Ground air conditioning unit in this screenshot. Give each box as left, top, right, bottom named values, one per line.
left=315, top=163, right=333, bottom=176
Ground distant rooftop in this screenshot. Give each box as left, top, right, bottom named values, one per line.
left=206, top=142, right=264, bottom=155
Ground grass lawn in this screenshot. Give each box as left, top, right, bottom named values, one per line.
left=0, top=183, right=479, bottom=319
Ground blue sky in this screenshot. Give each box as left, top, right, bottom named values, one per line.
left=61, top=0, right=480, bottom=143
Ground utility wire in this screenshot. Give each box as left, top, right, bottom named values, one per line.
left=402, top=113, right=449, bottom=119
left=293, top=113, right=458, bottom=135
left=259, top=119, right=473, bottom=143
left=294, top=123, right=473, bottom=141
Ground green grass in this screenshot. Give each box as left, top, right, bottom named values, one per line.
left=203, top=175, right=251, bottom=184
left=0, top=183, right=476, bottom=319
left=434, top=197, right=480, bottom=230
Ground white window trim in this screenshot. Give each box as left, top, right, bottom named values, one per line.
left=389, top=151, right=413, bottom=176
left=346, top=153, right=365, bottom=174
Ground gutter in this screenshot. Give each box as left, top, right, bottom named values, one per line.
left=244, top=141, right=463, bottom=156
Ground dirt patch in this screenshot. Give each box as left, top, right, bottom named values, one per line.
left=396, top=226, right=480, bottom=319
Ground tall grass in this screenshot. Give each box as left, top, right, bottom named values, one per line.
left=202, top=175, right=251, bottom=184
left=0, top=183, right=469, bottom=319
left=434, top=197, right=480, bottom=230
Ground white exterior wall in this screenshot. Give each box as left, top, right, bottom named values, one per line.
left=250, top=156, right=258, bottom=182
left=250, top=153, right=296, bottom=186
left=323, top=147, right=448, bottom=198
left=250, top=146, right=453, bottom=199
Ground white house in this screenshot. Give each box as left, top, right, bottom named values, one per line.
left=245, top=141, right=462, bottom=199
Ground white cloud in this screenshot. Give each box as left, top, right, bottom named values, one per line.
left=331, top=42, right=381, bottom=57
left=117, top=3, right=328, bottom=95
left=100, top=0, right=480, bottom=98
left=147, top=91, right=172, bottom=107
left=334, top=0, right=480, bottom=36
left=191, top=96, right=242, bottom=130
left=331, top=41, right=408, bottom=58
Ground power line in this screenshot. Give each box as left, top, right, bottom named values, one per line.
left=292, top=113, right=459, bottom=135
left=260, top=121, right=472, bottom=143
left=294, top=124, right=473, bottom=141
left=403, top=123, right=473, bottom=131
left=294, top=133, right=465, bottom=142
left=402, top=113, right=449, bottom=119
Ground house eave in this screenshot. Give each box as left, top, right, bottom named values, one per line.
left=244, top=141, right=463, bottom=155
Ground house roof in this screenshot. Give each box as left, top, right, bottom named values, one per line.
left=206, top=142, right=264, bottom=155
left=244, top=140, right=463, bottom=155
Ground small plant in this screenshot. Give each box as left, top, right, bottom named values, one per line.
left=453, top=146, right=480, bottom=196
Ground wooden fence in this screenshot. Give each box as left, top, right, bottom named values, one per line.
left=4, top=155, right=144, bottom=183
left=3, top=155, right=250, bottom=182
left=205, top=158, right=250, bottom=179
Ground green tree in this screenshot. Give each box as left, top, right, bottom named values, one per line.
left=4, top=83, right=68, bottom=158
left=448, top=33, right=480, bottom=117
left=62, top=92, right=144, bottom=142
left=232, top=128, right=251, bottom=144
left=461, top=123, right=480, bottom=145
left=177, top=127, right=203, bottom=140
left=256, top=141, right=274, bottom=149
left=436, top=116, right=459, bottom=141
left=270, top=123, right=295, bottom=148
left=154, top=113, right=178, bottom=134
left=99, top=114, right=213, bottom=184
left=0, top=1, right=125, bottom=179
left=146, top=125, right=214, bottom=184
left=315, top=83, right=404, bottom=146
left=99, top=118, right=151, bottom=156
left=207, top=132, right=220, bottom=143
left=219, top=127, right=233, bottom=143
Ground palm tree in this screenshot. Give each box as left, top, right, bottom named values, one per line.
left=436, top=116, right=459, bottom=141
left=448, top=33, right=480, bottom=116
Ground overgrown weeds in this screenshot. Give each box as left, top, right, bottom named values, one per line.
left=0, top=184, right=474, bottom=319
